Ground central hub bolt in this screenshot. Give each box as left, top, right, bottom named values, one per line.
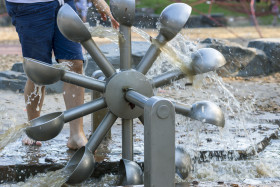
left=157, top=105, right=170, bottom=119
left=104, top=70, right=153, bottom=119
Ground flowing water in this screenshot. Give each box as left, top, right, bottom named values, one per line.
left=4, top=169, right=69, bottom=187
left=0, top=122, right=30, bottom=151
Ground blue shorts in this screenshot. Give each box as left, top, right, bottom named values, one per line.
left=5, top=0, right=83, bottom=64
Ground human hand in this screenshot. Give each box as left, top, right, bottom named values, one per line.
left=93, top=0, right=119, bottom=29
left=58, top=0, right=64, bottom=6
left=99, top=12, right=119, bottom=29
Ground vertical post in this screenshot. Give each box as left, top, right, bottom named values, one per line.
left=119, top=25, right=132, bottom=70
left=119, top=24, right=134, bottom=160
left=144, top=97, right=175, bottom=187
left=91, top=71, right=110, bottom=138
left=91, top=91, right=110, bottom=138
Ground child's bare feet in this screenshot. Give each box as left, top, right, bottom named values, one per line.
left=67, top=133, right=88, bottom=150
left=22, top=136, right=42, bottom=146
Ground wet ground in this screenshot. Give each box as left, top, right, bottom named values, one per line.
left=0, top=26, right=280, bottom=186
left=0, top=74, right=279, bottom=185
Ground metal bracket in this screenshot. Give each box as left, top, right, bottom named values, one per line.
left=144, top=96, right=175, bottom=187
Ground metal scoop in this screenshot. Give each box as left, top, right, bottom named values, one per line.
left=64, top=112, right=118, bottom=184
left=190, top=48, right=226, bottom=74
left=152, top=47, right=226, bottom=87
left=118, top=159, right=143, bottom=186
left=23, top=57, right=63, bottom=85
left=57, top=4, right=115, bottom=78
left=25, top=98, right=106, bottom=141
left=175, top=147, right=192, bottom=179
left=174, top=101, right=225, bottom=127
left=23, top=57, right=105, bottom=92
left=136, top=3, right=192, bottom=74
left=110, top=0, right=135, bottom=26
left=159, top=3, right=192, bottom=41
left=64, top=146, right=94, bottom=184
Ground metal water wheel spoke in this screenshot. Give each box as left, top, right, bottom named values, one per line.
left=25, top=97, right=107, bottom=141
left=57, top=4, right=116, bottom=78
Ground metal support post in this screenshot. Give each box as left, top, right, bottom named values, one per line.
left=144, top=97, right=175, bottom=187
left=119, top=24, right=134, bottom=161
left=91, top=71, right=110, bottom=138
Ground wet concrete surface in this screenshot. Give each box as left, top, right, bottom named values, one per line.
left=0, top=112, right=279, bottom=184
left=0, top=76, right=280, bottom=185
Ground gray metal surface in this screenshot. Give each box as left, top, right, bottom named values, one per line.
left=24, top=57, right=106, bottom=91
left=25, top=112, right=64, bottom=141
left=66, top=112, right=117, bottom=184
left=136, top=34, right=165, bottom=75
left=125, top=89, right=149, bottom=109
left=86, top=112, right=118, bottom=151
left=174, top=101, right=225, bottom=127
left=151, top=69, right=185, bottom=88
left=144, top=97, right=175, bottom=187
left=136, top=3, right=191, bottom=75
left=175, top=147, right=192, bottom=180
left=110, top=0, right=135, bottom=26
left=118, top=159, right=143, bottom=185
left=23, top=57, right=63, bottom=85
left=62, top=72, right=105, bottom=92
left=117, top=7, right=134, bottom=162
left=65, top=146, right=94, bottom=184
left=81, top=40, right=116, bottom=78
left=190, top=48, right=226, bottom=74
left=159, top=3, right=192, bottom=41
left=57, top=4, right=92, bottom=42
left=104, top=70, right=153, bottom=119
left=57, top=4, right=116, bottom=78
left=119, top=25, right=132, bottom=70
left=25, top=98, right=107, bottom=141
left=122, top=119, right=134, bottom=161
left=64, top=98, right=107, bottom=122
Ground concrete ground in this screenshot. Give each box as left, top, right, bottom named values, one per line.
left=0, top=26, right=280, bottom=186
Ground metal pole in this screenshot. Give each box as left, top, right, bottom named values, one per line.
left=125, top=89, right=148, bottom=109
left=119, top=25, right=132, bottom=70
left=62, top=71, right=106, bottom=92
left=64, top=98, right=106, bottom=122
left=91, top=91, right=110, bottom=138
left=151, top=70, right=185, bottom=88
left=91, top=71, right=110, bottom=138
left=81, top=39, right=116, bottom=78
left=87, top=112, right=118, bottom=152
left=144, top=97, right=175, bottom=187
left=119, top=24, right=134, bottom=161
left=136, top=34, right=166, bottom=75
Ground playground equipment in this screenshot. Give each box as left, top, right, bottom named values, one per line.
left=23, top=1, right=226, bottom=186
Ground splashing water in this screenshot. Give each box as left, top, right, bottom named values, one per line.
left=12, top=169, right=69, bottom=187
left=53, top=61, right=73, bottom=71
left=0, top=122, right=30, bottom=150
left=86, top=23, right=120, bottom=44
left=132, top=26, right=153, bottom=42
left=129, top=26, right=280, bottom=182
left=26, top=84, right=43, bottom=112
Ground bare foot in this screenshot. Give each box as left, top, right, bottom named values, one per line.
left=67, top=133, right=88, bottom=150
left=22, top=136, right=42, bottom=146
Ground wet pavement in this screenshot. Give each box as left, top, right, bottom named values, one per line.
left=0, top=76, right=280, bottom=185
left=0, top=109, right=279, bottom=184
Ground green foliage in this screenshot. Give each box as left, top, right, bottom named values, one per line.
left=136, top=0, right=274, bottom=25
